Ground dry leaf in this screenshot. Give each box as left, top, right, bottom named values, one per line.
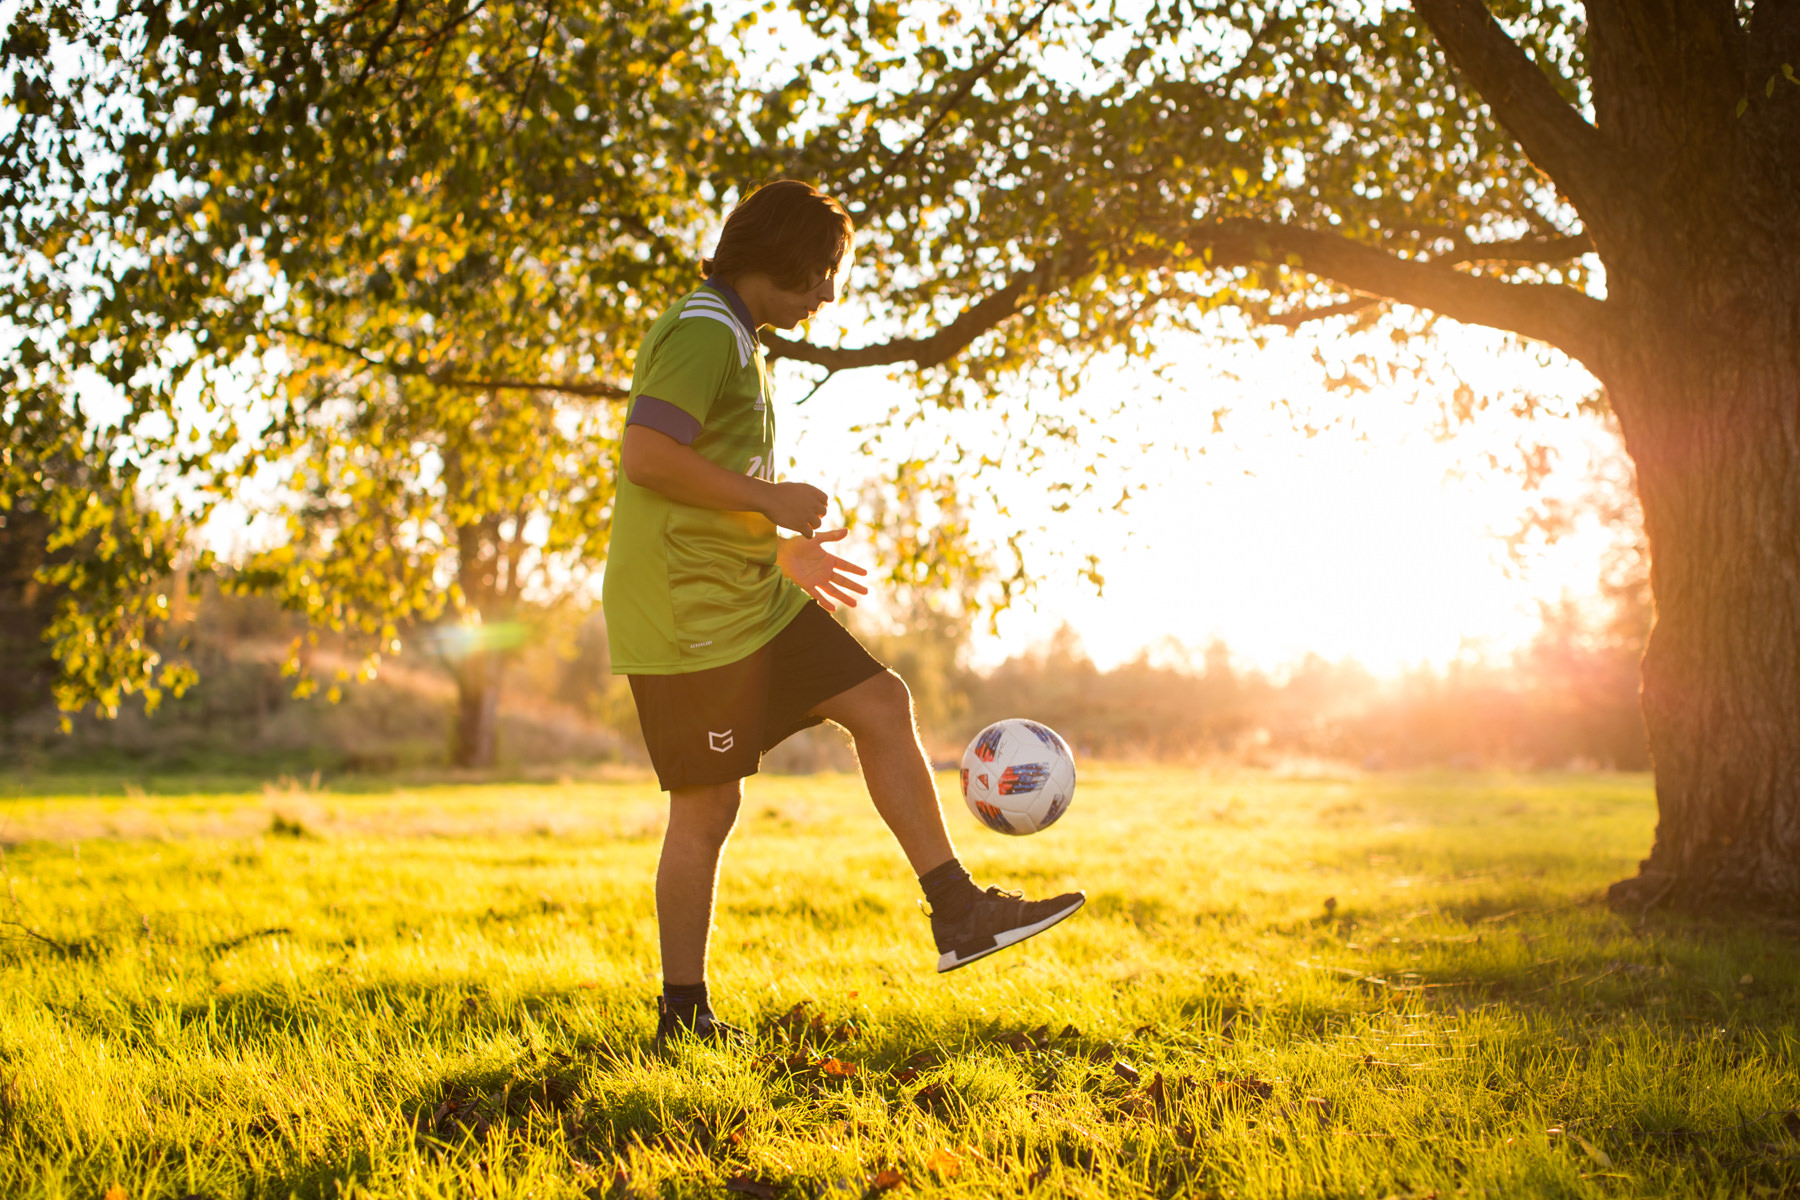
left=1571, top=1134, right=1614, bottom=1169
left=868, top=1168, right=907, bottom=1192
left=819, top=1057, right=858, bottom=1078
left=913, top=1082, right=948, bottom=1113
left=1114, top=1095, right=1153, bottom=1119
left=1026, top=1160, right=1052, bottom=1189
left=1113, top=1060, right=1141, bottom=1084
left=926, top=1148, right=962, bottom=1178
left=724, top=1175, right=777, bottom=1199
left=103, top=1189, right=128, bottom=1200
left=1145, top=1072, right=1166, bottom=1108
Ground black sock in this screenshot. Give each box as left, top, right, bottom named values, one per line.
left=918, top=858, right=980, bottom=922
left=662, top=980, right=710, bottom=1027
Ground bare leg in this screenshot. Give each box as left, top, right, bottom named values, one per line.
left=810, top=670, right=956, bottom=875
left=656, top=781, right=743, bottom=985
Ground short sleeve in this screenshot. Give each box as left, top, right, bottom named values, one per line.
left=627, top=315, right=738, bottom=445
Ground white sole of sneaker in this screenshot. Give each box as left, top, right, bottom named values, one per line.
left=936, top=894, right=1086, bottom=973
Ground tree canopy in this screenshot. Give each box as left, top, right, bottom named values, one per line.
left=7, top=0, right=1800, bottom=909
left=4, top=0, right=773, bottom=756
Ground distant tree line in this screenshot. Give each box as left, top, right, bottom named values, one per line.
left=0, top=564, right=1648, bottom=774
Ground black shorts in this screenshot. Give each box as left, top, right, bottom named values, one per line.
left=627, top=603, right=887, bottom=791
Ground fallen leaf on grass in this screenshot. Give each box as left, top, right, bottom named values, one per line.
left=1214, top=1074, right=1274, bottom=1101
left=926, top=1148, right=962, bottom=1178
left=724, top=1176, right=777, bottom=1199
left=893, top=1067, right=920, bottom=1085
left=913, top=1082, right=948, bottom=1114
left=818, top=1057, right=858, bottom=1078
left=1113, top=1095, right=1153, bottom=1119
left=1113, top=1060, right=1141, bottom=1084
left=868, top=1168, right=907, bottom=1192
left=103, top=1189, right=128, bottom=1200
left=1571, top=1134, right=1614, bottom=1170
left=1026, top=1160, right=1052, bottom=1189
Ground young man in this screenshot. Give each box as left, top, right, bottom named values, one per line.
left=603, top=180, right=1085, bottom=1045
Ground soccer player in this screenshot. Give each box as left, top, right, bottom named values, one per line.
left=603, top=180, right=1086, bottom=1046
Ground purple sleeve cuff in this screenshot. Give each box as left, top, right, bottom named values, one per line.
left=626, top=395, right=702, bottom=445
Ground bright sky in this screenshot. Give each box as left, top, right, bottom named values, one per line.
left=723, top=2, right=1623, bottom=678
left=778, top=321, right=1618, bottom=676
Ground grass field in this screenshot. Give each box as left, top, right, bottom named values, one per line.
left=0, top=766, right=1795, bottom=1199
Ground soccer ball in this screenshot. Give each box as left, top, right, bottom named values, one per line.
left=959, top=718, right=1077, bottom=835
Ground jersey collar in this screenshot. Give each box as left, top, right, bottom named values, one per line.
left=701, top=277, right=758, bottom=338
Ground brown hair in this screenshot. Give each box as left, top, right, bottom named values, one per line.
left=702, top=180, right=853, bottom=291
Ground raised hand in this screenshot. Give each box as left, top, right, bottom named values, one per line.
left=776, top=528, right=869, bottom=612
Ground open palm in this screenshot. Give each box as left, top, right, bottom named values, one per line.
left=776, top=529, right=869, bottom=612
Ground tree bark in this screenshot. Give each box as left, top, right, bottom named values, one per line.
left=1603, top=278, right=1800, bottom=914
left=450, top=647, right=505, bottom=770
left=1574, top=0, right=1800, bottom=915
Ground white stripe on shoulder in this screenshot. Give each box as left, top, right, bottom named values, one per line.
left=679, top=309, right=751, bottom=368
left=680, top=297, right=754, bottom=364
left=682, top=299, right=753, bottom=355
left=683, top=295, right=754, bottom=341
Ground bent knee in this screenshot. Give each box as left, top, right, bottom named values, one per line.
left=837, top=670, right=914, bottom=732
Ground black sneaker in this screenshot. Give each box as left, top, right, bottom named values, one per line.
left=653, top=998, right=746, bottom=1051
left=930, top=885, right=1086, bottom=973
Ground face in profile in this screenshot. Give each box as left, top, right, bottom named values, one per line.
left=764, top=258, right=847, bottom=330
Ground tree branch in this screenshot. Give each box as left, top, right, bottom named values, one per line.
left=1447, top=233, right=1593, bottom=263
left=767, top=221, right=1613, bottom=376
left=273, top=326, right=627, bottom=399
left=1411, top=0, right=1621, bottom=237
left=1203, top=219, right=1614, bottom=373
left=763, top=249, right=1086, bottom=370
left=1269, top=297, right=1381, bottom=328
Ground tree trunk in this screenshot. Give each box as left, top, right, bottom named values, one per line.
left=450, top=648, right=504, bottom=769
left=1605, top=297, right=1800, bottom=915
left=1576, top=0, right=1800, bottom=917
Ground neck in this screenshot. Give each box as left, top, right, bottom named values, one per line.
left=716, top=275, right=770, bottom=329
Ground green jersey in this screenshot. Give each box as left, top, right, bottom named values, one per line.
left=602, top=280, right=810, bottom=674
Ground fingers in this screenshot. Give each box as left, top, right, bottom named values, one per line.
left=813, top=527, right=850, bottom=544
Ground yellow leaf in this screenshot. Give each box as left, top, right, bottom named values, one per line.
left=104, top=1188, right=128, bottom=1200
left=1571, top=1134, right=1613, bottom=1169
left=926, top=1149, right=961, bottom=1178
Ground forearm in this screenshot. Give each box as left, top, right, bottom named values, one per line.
left=621, top=425, right=771, bottom=514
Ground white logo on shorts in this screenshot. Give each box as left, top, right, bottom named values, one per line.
left=708, top=729, right=734, bottom=752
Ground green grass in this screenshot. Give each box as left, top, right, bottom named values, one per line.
left=0, top=766, right=1795, bottom=1199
